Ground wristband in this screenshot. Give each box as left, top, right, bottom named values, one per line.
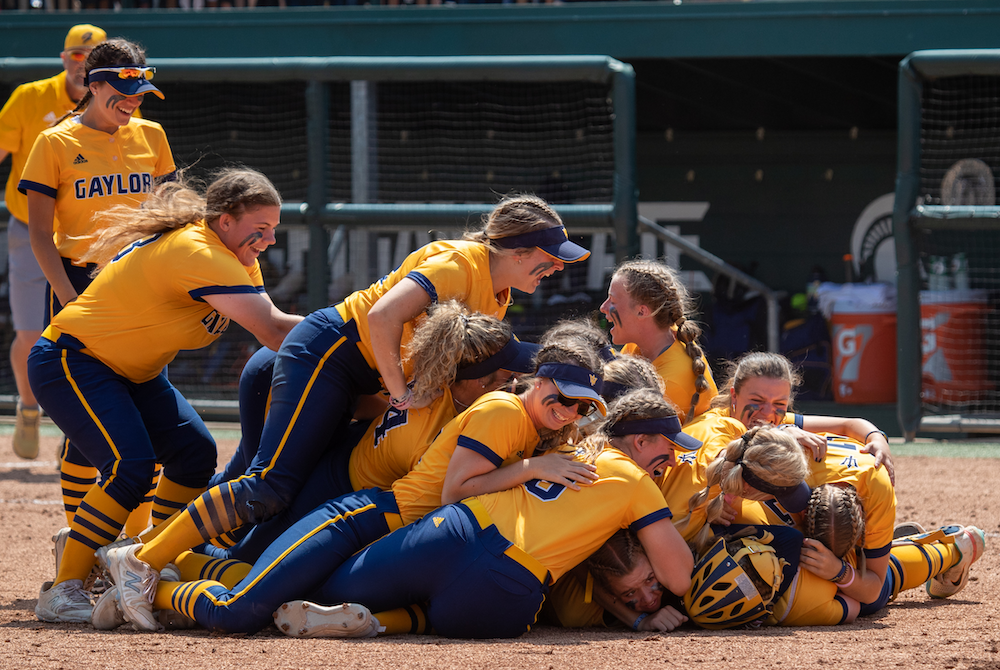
left=632, top=613, right=649, bottom=631
left=830, top=559, right=848, bottom=583
left=388, top=388, right=413, bottom=410
left=836, top=564, right=856, bottom=589
left=864, top=429, right=888, bottom=443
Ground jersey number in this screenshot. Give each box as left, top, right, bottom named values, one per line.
left=373, top=408, right=408, bottom=447
left=200, top=310, right=230, bottom=336
left=524, top=479, right=567, bottom=502
left=764, top=499, right=795, bottom=526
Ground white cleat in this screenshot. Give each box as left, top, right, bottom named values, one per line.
left=106, top=544, right=159, bottom=631
left=927, top=525, right=987, bottom=599
left=273, top=601, right=384, bottom=639
left=92, top=585, right=127, bottom=630
left=35, top=579, right=92, bottom=624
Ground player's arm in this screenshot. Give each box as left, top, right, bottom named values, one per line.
left=367, top=277, right=432, bottom=404
left=203, top=292, right=302, bottom=352
left=27, top=190, right=77, bottom=306
left=636, top=517, right=693, bottom=596
left=800, top=538, right=890, bottom=604
left=801, top=415, right=894, bottom=483
left=441, top=446, right=597, bottom=504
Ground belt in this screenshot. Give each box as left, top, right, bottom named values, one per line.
left=460, top=498, right=551, bottom=586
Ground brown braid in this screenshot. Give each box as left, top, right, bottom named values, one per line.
left=805, top=483, right=868, bottom=578
left=586, top=529, right=646, bottom=593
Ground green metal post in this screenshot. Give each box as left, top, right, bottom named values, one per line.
left=612, top=60, right=638, bottom=261
left=306, top=79, right=330, bottom=313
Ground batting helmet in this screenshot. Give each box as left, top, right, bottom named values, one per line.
left=683, top=530, right=787, bottom=630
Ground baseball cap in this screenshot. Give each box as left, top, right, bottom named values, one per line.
left=536, top=362, right=607, bottom=416
left=739, top=463, right=812, bottom=513
left=455, top=336, right=539, bottom=381
left=493, top=225, right=591, bottom=263
left=86, top=65, right=164, bottom=100
left=607, top=415, right=703, bottom=452
left=65, top=24, right=106, bottom=51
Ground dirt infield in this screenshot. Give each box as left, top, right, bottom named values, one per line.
left=2, top=425, right=998, bottom=670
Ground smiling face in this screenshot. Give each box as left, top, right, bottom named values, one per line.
left=82, top=81, right=145, bottom=133
left=632, top=433, right=678, bottom=478
left=526, top=378, right=588, bottom=431
left=606, top=554, right=664, bottom=614
left=600, top=275, right=642, bottom=345
left=217, top=205, right=281, bottom=267
left=512, top=248, right=565, bottom=294
left=730, top=376, right=792, bottom=428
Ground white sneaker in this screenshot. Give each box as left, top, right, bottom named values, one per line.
left=13, top=401, right=40, bottom=460
left=92, top=585, right=127, bottom=630
left=95, top=536, right=137, bottom=573
left=35, top=579, right=92, bottom=623
left=106, top=544, right=159, bottom=632
left=927, top=526, right=987, bottom=599
left=52, top=528, right=70, bottom=577
left=273, top=601, right=384, bottom=638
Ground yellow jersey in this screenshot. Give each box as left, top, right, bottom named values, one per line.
left=391, top=390, right=538, bottom=525
left=348, top=387, right=458, bottom=492
left=767, top=562, right=849, bottom=626
left=620, top=340, right=718, bottom=424
left=42, top=220, right=263, bottom=384
left=19, top=115, right=174, bottom=262
left=335, top=240, right=510, bottom=371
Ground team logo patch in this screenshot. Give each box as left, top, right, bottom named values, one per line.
left=432, top=517, right=444, bottom=528
left=589, top=374, right=597, bottom=387
left=73, top=153, right=87, bottom=165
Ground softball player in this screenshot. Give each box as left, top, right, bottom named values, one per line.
left=30, top=168, right=301, bottom=624
left=113, top=195, right=592, bottom=604
left=105, top=334, right=606, bottom=632
left=19, top=38, right=174, bottom=532
left=599, top=259, right=717, bottom=424
left=0, top=23, right=106, bottom=459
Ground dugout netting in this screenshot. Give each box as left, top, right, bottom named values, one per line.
left=895, top=51, right=1000, bottom=437
left=0, top=57, right=635, bottom=406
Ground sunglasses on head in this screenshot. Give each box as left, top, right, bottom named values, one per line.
left=555, top=390, right=597, bottom=417
left=89, top=66, right=155, bottom=81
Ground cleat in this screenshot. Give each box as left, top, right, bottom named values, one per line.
left=927, top=526, right=987, bottom=599
left=273, top=601, right=383, bottom=639
left=95, top=536, right=138, bottom=574
left=106, top=544, right=159, bottom=632
left=35, top=579, right=92, bottom=623
left=92, top=585, right=127, bottom=630
left=13, top=401, right=40, bottom=460
left=52, top=527, right=70, bottom=577
left=160, top=563, right=181, bottom=583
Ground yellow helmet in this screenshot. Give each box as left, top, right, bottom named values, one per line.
left=683, top=531, right=787, bottom=630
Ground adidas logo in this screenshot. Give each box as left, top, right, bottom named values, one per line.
left=73, top=154, right=87, bottom=165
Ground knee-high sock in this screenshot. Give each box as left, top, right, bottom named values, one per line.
left=150, top=475, right=206, bottom=528
left=123, top=464, right=161, bottom=537
left=888, top=541, right=962, bottom=599
left=137, top=481, right=242, bottom=571
left=55, top=486, right=129, bottom=584
left=374, top=603, right=432, bottom=635
left=172, top=550, right=252, bottom=588
left=59, top=458, right=98, bottom=527
left=153, top=579, right=224, bottom=620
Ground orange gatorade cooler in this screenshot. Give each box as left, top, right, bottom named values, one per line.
left=831, top=302, right=897, bottom=403
left=920, top=289, right=993, bottom=405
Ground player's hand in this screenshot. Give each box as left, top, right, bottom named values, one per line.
left=799, top=537, right=843, bottom=581
left=709, top=493, right=738, bottom=526
left=637, top=605, right=687, bottom=632
left=527, top=452, right=598, bottom=490
left=784, top=426, right=827, bottom=462
left=859, top=436, right=895, bottom=485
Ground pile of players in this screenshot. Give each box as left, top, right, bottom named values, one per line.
left=4, top=25, right=986, bottom=639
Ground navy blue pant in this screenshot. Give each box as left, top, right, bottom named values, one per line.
left=28, top=337, right=216, bottom=510
left=190, top=488, right=399, bottom=634
left=317, top=502, right=549, bottom=639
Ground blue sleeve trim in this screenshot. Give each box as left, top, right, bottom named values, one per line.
left=793, top=413, right=804, bottom=429
left=456, top=435, right=503, bottom=467
left=864, top=543, right=892, bottom=559
left=405, top=271, right=438, bottom=303
left=628, top=507, right=673, bottom=533
left=18, top=179, right=57, bottom=198
left=188, top=285, right=261, bottom=303
left=833, top=595, right=850, bottom=624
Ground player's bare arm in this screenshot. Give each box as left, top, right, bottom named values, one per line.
left=204, top=292, right=302, bottom=352
left=26, top=190, right=77, bottom=306
left=367, top=277, right=433, bottom=404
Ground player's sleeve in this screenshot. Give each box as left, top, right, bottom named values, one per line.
left=782, top=412, right=805, bottom=428
left=178, top=247, right=264, bottom=302
left=404, top=250, right=475, bottom=305
left=18, top=132, right=59, bottom=197
left=0, top=85, right=28, bottom=153
left=861, top=466, right=896, bottom=559
left=453, top=398, right=529, bottom=467
left=151, top=124, right=176, bottom=179
left=621, top=463, right=673, bottom=532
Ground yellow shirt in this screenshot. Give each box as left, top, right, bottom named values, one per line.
left=621, top=340, right=718, bottom=424
left=19, top=115, right=174, bottom=262
left=42, top=220, right=263, bottom=383
left=349, top=387, right=458, bottom=492
left=0, top=71, right=77, bottom=223
left=336, top=240, right=510, bottom=371
left=479, top=446, right=672, bottom=582
left=767, top=563, right=849, bottom=626
left=391, top=390, right=538, bottom=525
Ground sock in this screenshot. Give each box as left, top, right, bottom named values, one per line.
left=373, top=603, right=431, bottom=635
left=888, top=541, right=962, bottom=599
left=137, top=481, right=243, bottom=571
left=150, top=475, right=206, bottom=527
left=172, top=550, right=252, bottom=587
left=55, top=485, right=129, bottom=584
left=123, top=464, right=160, bottom=537
left=59, top=458, right=98, bottom=526
left=154, top=578, right=224, bottom=622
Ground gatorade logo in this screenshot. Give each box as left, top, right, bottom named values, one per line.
left=833, top=324, right=874, bottom=383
